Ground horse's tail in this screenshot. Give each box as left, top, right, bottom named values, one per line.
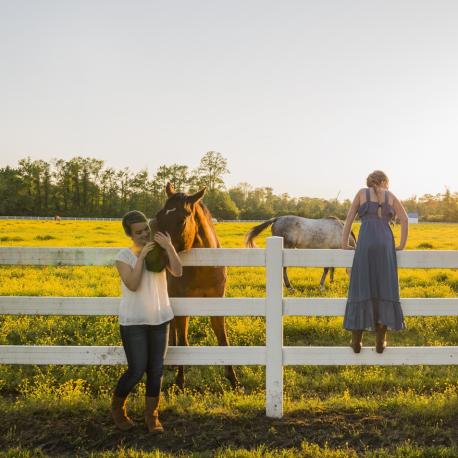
left=245, top=218, right=278, bottom=248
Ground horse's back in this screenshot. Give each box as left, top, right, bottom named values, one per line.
left=272, top=216, right=343, bottom=248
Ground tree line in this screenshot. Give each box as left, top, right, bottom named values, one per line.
left=0, top=152, right=457, bottom=221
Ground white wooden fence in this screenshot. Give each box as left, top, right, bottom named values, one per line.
left=1, top=237, right=458, bottom=418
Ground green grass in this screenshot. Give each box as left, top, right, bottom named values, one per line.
left=2, top=390, right=458, bottom=457
left=0, top=220, right=457, bottom=456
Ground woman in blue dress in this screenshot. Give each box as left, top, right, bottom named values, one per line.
left=341, top=170, right=409, bottom=353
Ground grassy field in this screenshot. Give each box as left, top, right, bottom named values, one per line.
left=1, top=220, right=458, bottom=457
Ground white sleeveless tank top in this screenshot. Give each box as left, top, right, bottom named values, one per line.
left=115, top=248, right=174, bottom=326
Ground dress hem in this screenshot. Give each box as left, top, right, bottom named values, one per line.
left=343, top=298, right=405, bottom=332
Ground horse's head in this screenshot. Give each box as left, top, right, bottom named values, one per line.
left=155, top=182, right=206, bottom=252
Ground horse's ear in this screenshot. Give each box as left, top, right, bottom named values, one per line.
left=165, top=182, right=175, bottom=197
left=187, top=187, right=206, bottom=205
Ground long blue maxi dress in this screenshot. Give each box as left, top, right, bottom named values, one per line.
left=343, top=188, right=405, bottom=331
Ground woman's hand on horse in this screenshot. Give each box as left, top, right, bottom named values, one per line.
left=395, top=245, right=404, bottom=251
left=139, top=241, right=155, bottom=259
left=153, top=231, right=174, bottom=250
left=341, top=244, right=355, bottom=250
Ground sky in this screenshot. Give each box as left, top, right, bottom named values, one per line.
left=1, top=0, right=457, bottom=200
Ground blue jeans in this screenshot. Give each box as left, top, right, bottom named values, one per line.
left=114, top=322, right=169, bottom=397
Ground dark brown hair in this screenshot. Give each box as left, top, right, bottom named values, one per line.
left=122, top=210, right=149, bottom=236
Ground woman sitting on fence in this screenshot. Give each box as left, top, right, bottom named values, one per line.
left=111, top=210, right=182, bottom=433
left=341, top=170, right=409, bottom=353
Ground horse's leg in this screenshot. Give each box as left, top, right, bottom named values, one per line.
left=320, top=268, right=329, bottom=291
left=167, top=319, right=178, bottom=377
left=174, top=316, right=189, bottom=390
left=330, top=267, right=335, bottom=283
left=210, top=316, right=240, bottom=389
left=283, top=267, right=294, bottom=291
left=169, top=318, right=177, bottom=346
left=167, top=318, right=177, bottom=374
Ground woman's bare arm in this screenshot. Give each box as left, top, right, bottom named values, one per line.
left=392, top=193, right=409, bottom=250
left=341, top=190, right=362, bottom=249
left=115, top=242, right=154, bottom=291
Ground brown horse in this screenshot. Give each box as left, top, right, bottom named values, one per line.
left=152, top=182, right=239, bottom=390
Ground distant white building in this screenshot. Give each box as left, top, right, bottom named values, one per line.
left=408, top=212, right=419, bottom=224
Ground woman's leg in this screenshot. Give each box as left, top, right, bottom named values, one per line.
left=145, top=322, right=170, bottom=397
left=112, top=325, right=148, bottom=430
left=144, top=322, right=170, bottom=433
left=375, top=323, right=387, bottom=353
left=115, top=325, right=149, bottom=396
left=351, top=330, right=363, bottom=353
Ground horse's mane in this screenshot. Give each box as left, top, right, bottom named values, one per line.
left=194, top=201, right=220, bottom=248
left=325, top=216, right=342, bottom=223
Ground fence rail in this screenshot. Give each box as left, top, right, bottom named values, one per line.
left=2, top=296, right=458, bottom=316
left=1, top=239, right=458, bottom=418
left=0, top=216, right=123, bottom=221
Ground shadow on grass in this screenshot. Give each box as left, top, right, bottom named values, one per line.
left=2, top=397, right=458, bottom=457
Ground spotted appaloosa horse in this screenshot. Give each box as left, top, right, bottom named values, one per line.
left=152, top=183, right=239, bottom=390
left=245, top=216, right=356, bottom=290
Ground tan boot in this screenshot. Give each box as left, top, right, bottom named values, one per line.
left=375, top=324, right=387, bottom=353
left=351, top=330, right=363, bottom=353
left=111, top=394, right=134, bottom=430
left=145, top=396, right=164, bottom=434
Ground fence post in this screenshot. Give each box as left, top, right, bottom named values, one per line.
left=265, top=236, right=284, bottom=418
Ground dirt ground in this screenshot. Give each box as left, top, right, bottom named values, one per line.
left=2, top=400, right=458, bottom=457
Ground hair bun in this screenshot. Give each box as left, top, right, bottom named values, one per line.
left=367, top=170, right=389, bottom=188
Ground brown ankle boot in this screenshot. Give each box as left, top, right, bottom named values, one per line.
left=351, top=330, right=363, bottom=353
left=111, top=394, right=134, bottom=430
left=145, top=396, right=164, bottom=434
left=375, top=324, right=387, bottom=353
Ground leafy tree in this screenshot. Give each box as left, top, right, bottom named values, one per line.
left=0, top=166, right=28, bottom=215
left=203, top=189, right=240, bottom=220
left=155, top=164, right=190, bottom=193
left=1, top=155, right=457, bottom=222
left=193, top=151, right=229, bottom=191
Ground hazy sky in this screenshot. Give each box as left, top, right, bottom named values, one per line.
left=1, top=0, right=457, bottom=200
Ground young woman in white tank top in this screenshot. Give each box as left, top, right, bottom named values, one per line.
left=111, top=210, right=182, bottom=434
